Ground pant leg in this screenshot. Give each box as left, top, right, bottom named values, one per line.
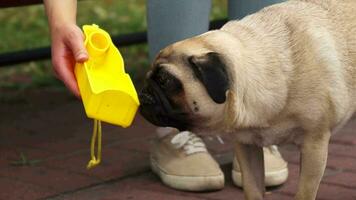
left=147, top=0, right=212, bottom=61
left=228, top=0, right=285, bottom=20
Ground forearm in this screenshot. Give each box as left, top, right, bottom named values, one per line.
left=43, top=0, right=86, bottom=97
left=44, top=0, right=77, bottom=31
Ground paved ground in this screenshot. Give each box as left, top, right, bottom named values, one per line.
left=0, top=88, right=356, bottom=200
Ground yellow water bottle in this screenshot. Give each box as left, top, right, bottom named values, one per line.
left=74, top=24, right=140, bottom=169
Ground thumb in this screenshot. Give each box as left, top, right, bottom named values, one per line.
left=66, top=29, right=88, bottom=63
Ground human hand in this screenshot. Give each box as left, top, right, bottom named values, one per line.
left=50, top=23, right=88, bottom=97
left=44, top=0, right=86, bottom=97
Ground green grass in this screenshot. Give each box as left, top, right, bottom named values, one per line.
left=0, top=0, right=227, bottom=90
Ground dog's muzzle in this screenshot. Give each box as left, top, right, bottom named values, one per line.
left=139, top=78, right=189, bottom=131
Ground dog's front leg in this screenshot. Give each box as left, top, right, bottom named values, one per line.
left=295, top=130, right=331, bottom=200
left=234, top=142, right=265, bottom=200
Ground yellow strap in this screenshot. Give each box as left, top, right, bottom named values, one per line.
left=87, top=119, right=102, bottom=169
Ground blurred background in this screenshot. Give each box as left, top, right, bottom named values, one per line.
left=0, top=0, right=227, bottom=90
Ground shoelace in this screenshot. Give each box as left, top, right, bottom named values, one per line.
left=264, top=145, right=282, bottom=157
left=170, top=131, right=207, bottom=155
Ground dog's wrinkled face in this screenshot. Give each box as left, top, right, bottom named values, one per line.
left=139, top=36, right=230, bottom=131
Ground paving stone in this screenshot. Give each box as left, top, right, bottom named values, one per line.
left=322, top=171, right=356, bottom=189
left=331, top=133, right=356, bottom=146
left=0, top=166, right=98, bottom=192
left=328, top=143, right=356, bottom=158
left=0, top=177, right=56, bottom=200
left=47, top=172, right=242, bottom=200
left=43, top=147, right=150, bottom=181
left=52, top=188, right=209, bottom=200
left=111, top=138, right=152, bottom=153
left=317, top=183, right=356, bottom=200
left=0, top=146, right=53, bottom=168
left=327, top=155, right=356, bottom=172
left=265, top=192, right=293, bottom=200
left=26, top=138, right=89, bottom=155
left=277, top=163, right=356, bottom=200
left=1, top=88, right=356, bottom=199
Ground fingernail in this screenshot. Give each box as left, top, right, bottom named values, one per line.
left=77, top=52, right=88, bottom=62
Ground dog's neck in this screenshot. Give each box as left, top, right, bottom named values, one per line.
left=219, top=16, right=295, bottom=131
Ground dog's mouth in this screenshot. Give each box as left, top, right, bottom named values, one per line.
left=139, top=78, right=189, bottom=131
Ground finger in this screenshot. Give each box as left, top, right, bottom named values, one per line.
left=65, top=28, right=88, bottom=63
left=52, top=53, right=81, bottom=98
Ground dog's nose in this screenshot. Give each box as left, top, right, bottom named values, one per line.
left=139, top=92, right=156, bottom=105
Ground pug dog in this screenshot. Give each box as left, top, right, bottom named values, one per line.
left=139, top=0, right=356, bottom=199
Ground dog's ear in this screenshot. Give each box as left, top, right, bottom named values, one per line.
left=188, top=52, right=229, bottom=104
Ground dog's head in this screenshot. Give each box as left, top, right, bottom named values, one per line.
left=139, top=31, right=233, bottom=131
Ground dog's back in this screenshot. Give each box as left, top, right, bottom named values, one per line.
left=220, top=0, right=356, bottom=132
left=284, top=0, right=356, bottom=129
left=301, top=0, right=356, bottom=69
left=283, top=0, right=356, bottom=128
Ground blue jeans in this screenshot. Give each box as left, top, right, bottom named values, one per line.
left=147, top=0, right=284, bottom=61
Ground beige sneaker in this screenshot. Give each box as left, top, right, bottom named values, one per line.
left=150, top=128, right=224, bottom=191
left=232, top=145, right=288, bottom=187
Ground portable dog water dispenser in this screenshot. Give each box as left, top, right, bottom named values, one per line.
left=74, top=24, right=140, bottom=169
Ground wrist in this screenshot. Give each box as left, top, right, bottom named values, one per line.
left=50, top=21, right=77, bottom=36
left=44, top=0, right=77, bottom=33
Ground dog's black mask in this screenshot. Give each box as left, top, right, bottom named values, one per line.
left=139, top=52, right=229, bottom=131
left=139, top=68, right=189, bottom=131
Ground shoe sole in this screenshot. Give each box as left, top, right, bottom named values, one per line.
left=232, top=167, right=288, bottom=187
left=150, top=157, right=224, bottom=191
